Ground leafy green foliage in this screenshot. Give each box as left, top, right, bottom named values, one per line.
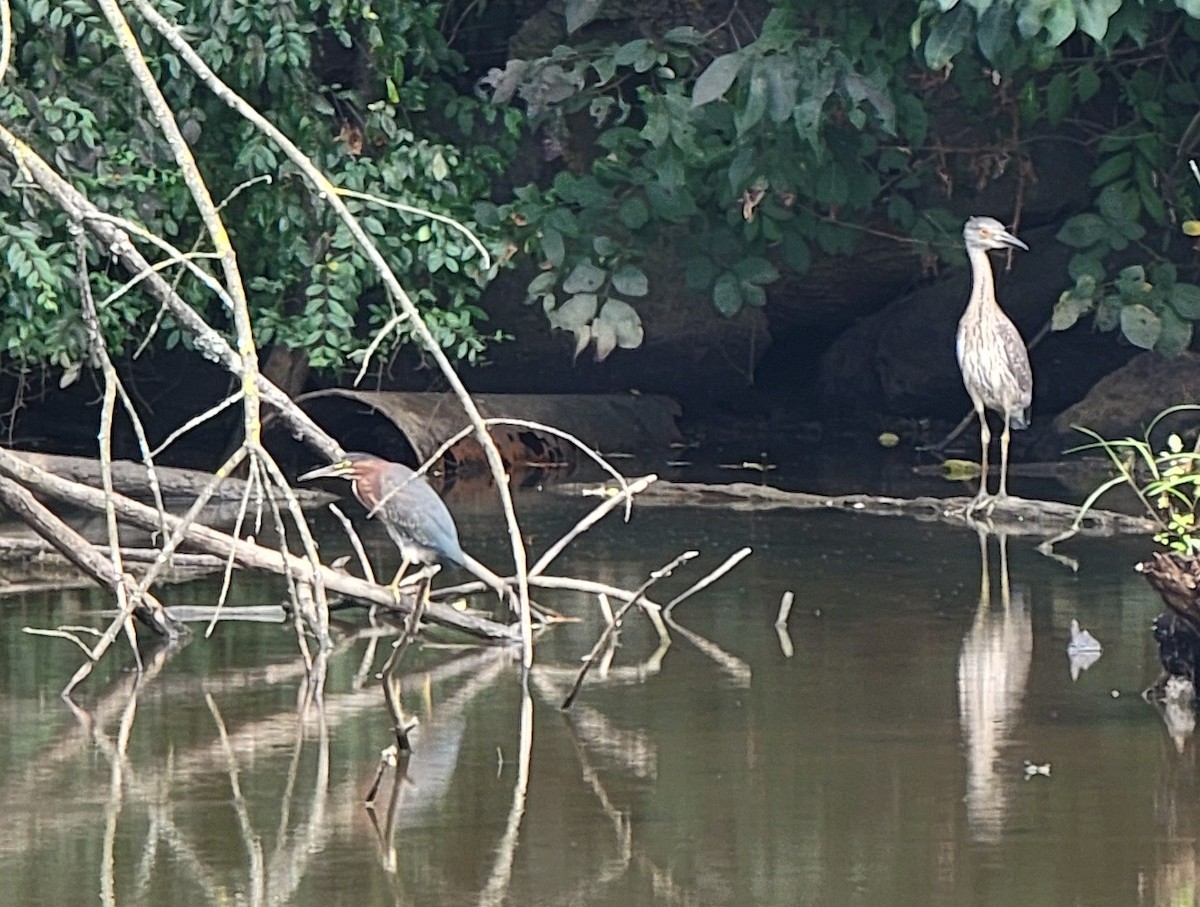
left=917, top=1, right=1200, bottom=358
left=0, top=0, right=518, bottom=375
left=489, top=6, right=968, bottom=346
left=1070, top=409, right=1200, bottom=554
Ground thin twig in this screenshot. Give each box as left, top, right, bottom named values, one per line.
left=663, top=547, right=752, bottom=617
left=562, top=551, right=697, bottom=710
left=529, top=474, right=657, bottom=576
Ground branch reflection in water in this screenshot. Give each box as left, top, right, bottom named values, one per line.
left=956, top=527, right=1033, bottom=842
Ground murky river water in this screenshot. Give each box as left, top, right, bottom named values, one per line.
left=0, top=480, right=1191, bottom=906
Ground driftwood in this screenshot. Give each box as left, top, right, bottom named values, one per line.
left=567, top=479, right=1155, bottom=538
left=5, top=451, right=334, bottom=504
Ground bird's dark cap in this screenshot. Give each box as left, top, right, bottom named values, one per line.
left=297, top=452, right=377, bottom=482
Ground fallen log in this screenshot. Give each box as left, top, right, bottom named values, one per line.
left=6, top=451, right=333, bottom=505
left=562, top=479, right=1155, bottom=538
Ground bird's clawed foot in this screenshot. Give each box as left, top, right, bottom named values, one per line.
left=965, top=491, right=993, bottom=516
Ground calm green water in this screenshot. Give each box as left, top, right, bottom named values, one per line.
left=0, top=493, right=1187, bottom=907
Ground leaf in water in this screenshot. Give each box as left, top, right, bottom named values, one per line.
left=592, top=318, right=618, bottom=361
left=1120, top=303, right=1161, bottom=349
left=598, top=297, right=644, bottom=349
left=692, top=52, right=745, bottom=107
left=564, top=0, right=606, bottom=33
left=611, top=264, right=648, bottom=297
left=562, top=261, right=606, bottom=293
left=548, top=292, right=598, bottom=332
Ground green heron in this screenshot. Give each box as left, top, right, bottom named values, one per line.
left=957, top=216, right=1031, bottom=513
left=299, top=453, right=465, bottom=593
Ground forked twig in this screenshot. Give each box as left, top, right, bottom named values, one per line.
left=561, top=551, right=697, bottom=710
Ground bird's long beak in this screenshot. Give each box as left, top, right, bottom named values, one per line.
left=298, top=462, right=344, bottom=482
left=996, top=228, right=1028, bottom=251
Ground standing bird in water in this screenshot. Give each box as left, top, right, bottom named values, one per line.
left=957, top=216, right=1032, bottom=513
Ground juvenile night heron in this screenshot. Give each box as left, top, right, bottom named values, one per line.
left=958, top=216, right=1031, bottom=513
left=299, top=453, right=467, bottom=595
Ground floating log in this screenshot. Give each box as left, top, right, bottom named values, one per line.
left=563, top=479, right=1155, bottom=538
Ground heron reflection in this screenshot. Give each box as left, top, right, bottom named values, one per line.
left=957, top=529, right=1033, bottom=841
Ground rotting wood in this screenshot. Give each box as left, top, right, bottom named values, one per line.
left=557, top=479, right=1155, bottom=538
left=4, top=451, right=334, bottom=504
left=281, top=390, right=682, bottom=476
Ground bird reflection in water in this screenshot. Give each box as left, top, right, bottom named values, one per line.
left=957, top=527, right=1033, bottom=841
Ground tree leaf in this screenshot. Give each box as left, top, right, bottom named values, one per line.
left=1046, top=72, right=1072, bottom=124
left=611, top=264, right=648, bottom=297
left=548, top=292, right=598, bottom=332
left=692, top=52, right=745, bottom=107
left=1052, top=292, right=1095, bottom=331
left=562, top=261, right=606, bottom=293
left=713, top=272, right=743, bottom=316
left=1171, top=283, right=1200, bottom=320
left=1157, top=308, right=1193, bottom=357
left=618, top=195, right=649, bottom=229
left=924, top=4, right=971, bottom=69
left=1120, top=303, right=1161, bottom=349
left=1056, top=213, right=1107, bottom=248
left=598, top=297, right=644, bottom=348
left=732, top=256, right=780, bottom=284
left=976, top=0, right=1016, bottom=63
left=564, top=0, right=606, bottom=33
left=541, top=227, right=565, bottom=268
left=1090, top=152, right=1131, bottom=186
left=1076, top=0, right=1121, bottom=42
left=592, top=318, right=618, bottom=361
left=735, top=68, right=769, bottom=136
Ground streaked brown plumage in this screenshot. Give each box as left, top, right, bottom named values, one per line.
left=957, top=216, right=1032, bottom=512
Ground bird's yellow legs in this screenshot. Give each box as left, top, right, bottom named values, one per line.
left=968, top=411, right=1016, bottom=516
left=387, top=559, right=413, bottom=602
left=996, top=418, right=1013, bottom=504
left=969, top=404, right=991, bottom=513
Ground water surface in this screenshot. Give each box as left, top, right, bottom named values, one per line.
left=0, top=492, right=1187, bottom=907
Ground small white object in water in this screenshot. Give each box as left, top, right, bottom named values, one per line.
left=1067, top=619, right=1103, bottom=680
left=1023, top=760, right=1051, bottom=779
left=1067, top=619, right=1102, bottom=654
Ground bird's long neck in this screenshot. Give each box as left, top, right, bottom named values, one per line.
left=966, top=246, right=998, bottom=313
